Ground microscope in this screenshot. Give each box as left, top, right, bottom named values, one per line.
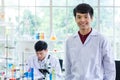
left=39, top=55, right=52, bottom=80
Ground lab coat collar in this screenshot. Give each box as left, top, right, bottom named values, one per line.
left=73, top=29, right=98, bottom=38
left=89, top=29, right=99, bottom=36
left=72, top=29, right=99, bottom=45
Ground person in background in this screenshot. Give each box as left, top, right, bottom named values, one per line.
left=25, top=40, right=62, bottom=79
left=65, top=3, right=116, bottom=80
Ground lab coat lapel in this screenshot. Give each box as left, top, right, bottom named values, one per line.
left=83, top=29, right=97, bottom=45
left=73, top=33, right=83, bottom=45
left=83, top=34, right=92, bottom=45
left=73, top=34, right=84, bottom=52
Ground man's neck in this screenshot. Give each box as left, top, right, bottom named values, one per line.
left=79, top=28, right=92, bottom=35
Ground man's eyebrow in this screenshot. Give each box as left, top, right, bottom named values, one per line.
left=76, top=15, right=81, bottom=17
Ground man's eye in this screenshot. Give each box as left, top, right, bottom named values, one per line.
left=77, top=16, right=81, bottom=19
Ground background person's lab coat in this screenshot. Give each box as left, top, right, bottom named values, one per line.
left=25, top=53, right=62, bottom=79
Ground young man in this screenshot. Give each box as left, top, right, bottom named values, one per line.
left=65, top=3, right=116, bottom=80
left=25, top=40, right=62, bottom=79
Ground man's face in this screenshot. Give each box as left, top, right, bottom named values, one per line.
left=75, top=12, right=93, bottom=30
left=36, top=49, right=48, bottom=61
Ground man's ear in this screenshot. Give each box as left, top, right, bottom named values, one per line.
left=45, top=49, right=48, bottom=52
left=75, top=17, right=77, bottom=22
left=91, top=16, right=93, bottom=21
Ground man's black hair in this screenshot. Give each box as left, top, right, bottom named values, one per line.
left=73, top=3, right=94, bottom=18
left=34, top=40, right=48, bottom=51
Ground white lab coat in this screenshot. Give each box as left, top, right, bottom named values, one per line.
left=65, top=29, right=116, bottom=80
left=25, top=53, right=62, bottom=79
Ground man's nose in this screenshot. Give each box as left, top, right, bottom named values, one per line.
left=80, top=17, right=85, bottom=21
left=38, top=54, right=42, bottom=57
